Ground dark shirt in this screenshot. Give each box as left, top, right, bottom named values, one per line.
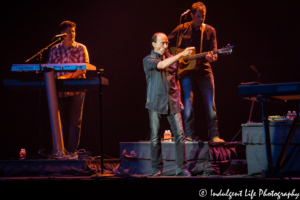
left=143, top=50, right=181, bottom=114
left=168, top=21, right=217, bottom=74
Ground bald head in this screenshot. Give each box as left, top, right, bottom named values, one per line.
left=151, top=33, right=169, bottom=55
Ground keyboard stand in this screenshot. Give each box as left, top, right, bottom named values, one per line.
left=271, top=99, right=300, bottom=176
left=256, top=95, right=300, bottom=177
left=239, top=83, right=300, bottom=177
left=44, top=67, right=65, bottom=155
left=7, top=62, right=107, bottom=159
left=257, top=95, right=275, bottom=175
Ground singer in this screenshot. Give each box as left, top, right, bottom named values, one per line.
left=143, top=32, right=195, bottom=176
left=168, top=2, right=224, bottom=143
left=47, top=20, right=89, bottom=157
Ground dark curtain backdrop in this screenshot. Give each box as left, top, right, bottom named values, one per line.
left=0, top=0, right=299, bottom=159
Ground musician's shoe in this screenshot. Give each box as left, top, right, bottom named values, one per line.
left=184, top=137, right=193, bottom=142
left=69, top=152, right=78, bottom=159
left=152, top=170, right=162, bottom=177
left=184, top=137, right=202, bottom=142
left=211, top=136, right=225, bottom=143
left=192, top=136, right=202, bottom=142
left=176, top=170, right=191, bottom=176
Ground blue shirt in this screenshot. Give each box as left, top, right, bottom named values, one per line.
left=143, top=50, right=181, bottom=114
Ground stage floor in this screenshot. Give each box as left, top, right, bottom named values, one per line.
left=1, top=141, right=300, bottom=199
left=1, top=174, right=298, bottom=180
left=1, top=156, right=299, bottom=199
left=1, top=174, right=300, bottom=199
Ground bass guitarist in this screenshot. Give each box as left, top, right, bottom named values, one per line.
left=168, top=2, right=224, bottom=142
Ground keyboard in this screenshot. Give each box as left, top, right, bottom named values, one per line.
left=11, top=63, right=96, bottom=71
left=239, top=82, right=300, bottom=101
left=3, top=78, right=108, bottom=92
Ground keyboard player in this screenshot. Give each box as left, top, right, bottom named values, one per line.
left=47, top=20, right=89, bottom=157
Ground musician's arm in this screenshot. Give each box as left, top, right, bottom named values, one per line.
left=157, top=54, right=182, bottom=69
left=157, top=47, right=195, bottom=69
left=206, top=28, right=218, bottom=62
left=58, top=46, right=89, bottom=79
left=211, top=28, right=217, bottom=53
left=57, top=70, right=86, bottom=79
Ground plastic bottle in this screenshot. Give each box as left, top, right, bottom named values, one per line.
left=287, top=111, right=292, bottom=120
left=164, top=130, right=172, bottom=142
left=168, top=130, right=172, bottom=142
left=20, top=149, right=26, bottom=159
left=292, top=111, right=297, bottom=120
left=163, top=130, right=167, bottom=142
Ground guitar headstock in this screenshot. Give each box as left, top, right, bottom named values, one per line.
left=218, top=44, right=234, bottom=54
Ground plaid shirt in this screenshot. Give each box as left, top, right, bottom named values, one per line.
left=47, top=41, right=89, bottom=97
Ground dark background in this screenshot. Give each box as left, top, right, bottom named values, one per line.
left=0, top=0, right=299, bottom=159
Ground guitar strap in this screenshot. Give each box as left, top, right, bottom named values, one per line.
left=200, top=23, right=206, bottom=53
left=196, top=23, right=206, bottom=66
left=177, top=24, right=184, bottom=48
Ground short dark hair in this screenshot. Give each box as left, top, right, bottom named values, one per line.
left=60, top=20, right=76, bottom=32
left=191, top=2, right=206, bottom=15
left=151, top=32, right=165, bottom=50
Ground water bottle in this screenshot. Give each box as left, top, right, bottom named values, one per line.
left=168, top=130, right=172, bottom=142
left=20, top=149, right=26, bottom=159
left=163, top=130, right=167, bottom=142
left=167, top=130, right=172, bottom=142
left=164, top=130, right=172, bottom=142
left=292, top=111, right=297, bottom=119
left=287, top=111, right=292, bottom=120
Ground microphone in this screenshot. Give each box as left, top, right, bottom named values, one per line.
left=250, top=65, right=260, bottom=75
left=53, top=33, right=67, bottom=38
left=51, top=33, right=67, bottom=41
left=181, top=9, right=190, bottom=16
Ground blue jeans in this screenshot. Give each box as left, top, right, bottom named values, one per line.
left=181, top=72, right=219, bottom=140
left=148, top=109, right=187, bottom=175
left=58, top=92, right=85, bottom=153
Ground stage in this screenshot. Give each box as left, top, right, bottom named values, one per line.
left=0, top=141, right=239, bottom=177
left=1, top=140, right=300, bottom=199
left=1, top=174, right=300, bottom=199
left=114, top=141, right=238, bottom=176
left=2, top=129, right=300, bottom=177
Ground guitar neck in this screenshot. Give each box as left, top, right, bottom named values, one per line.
left=183, top=50, right=219, bottom=60
left=172, top=45, right=233, bottom=61
left=183, top=49, right=226, bottom=60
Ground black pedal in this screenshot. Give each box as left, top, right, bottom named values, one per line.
left=77, top=151, right=91, bottom=160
